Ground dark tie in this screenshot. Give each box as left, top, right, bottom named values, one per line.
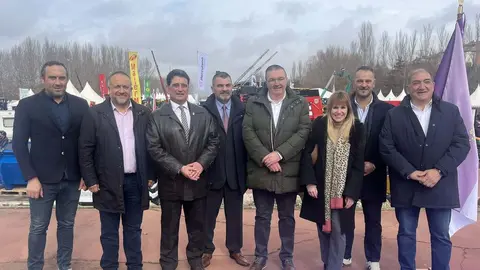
left=179, top=106, right=189, bottom=143
left=222, top=105, right=228, bottom=131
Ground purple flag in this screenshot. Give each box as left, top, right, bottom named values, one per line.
left=434, top=19, right=479, bottom=236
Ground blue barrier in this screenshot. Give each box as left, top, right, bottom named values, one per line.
left=0, top=143, right=27, bottom=190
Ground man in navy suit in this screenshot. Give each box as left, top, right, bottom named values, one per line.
left=13, top=61, right=90, bottom=270
left=380, top=68, right=470, bottom=270
left=201, top=71, right=249, bottom=268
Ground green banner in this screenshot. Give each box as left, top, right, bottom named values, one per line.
left=144, top=79, right=151, bottom=98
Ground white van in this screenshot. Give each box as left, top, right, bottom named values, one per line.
left=0, top=110, right=14, bottom=138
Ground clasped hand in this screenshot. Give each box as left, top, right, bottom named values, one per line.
left=409, top=169, right=441, bottom=188
left=181, top=162, right=204, bottom=181
left=262, top=151, right=282, bottom=172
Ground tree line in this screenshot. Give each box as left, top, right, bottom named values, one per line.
left=1, top=16, right=480, bottom=100
left=0, top=38, right=159, bottom=99
left=291, top=15, right=480, bottom=96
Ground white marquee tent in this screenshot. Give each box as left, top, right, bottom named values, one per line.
left=470, top=84, right=480, bottom=108
left=81, top=82, right=105, bottom=105
left=384, top=89, right=396, bottom=101
left=377, top=90, right=386, bottom=100
left=66, top=80, right=82, bottom=97
left=396, top=89, right=407, bottom=101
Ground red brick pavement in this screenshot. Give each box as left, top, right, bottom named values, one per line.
left=0, top=208, right=478, bottom=270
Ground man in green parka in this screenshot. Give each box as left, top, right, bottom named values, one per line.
left=243, top=64, right=311, bottom=270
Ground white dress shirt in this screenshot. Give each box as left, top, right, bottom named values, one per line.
left=411, top=100, right=432, bottom=136
left=355, top=96, right=373, bottom=124
left=268, top=91, right=286, bottom=128
left=171, top=100, right=190, bottom=128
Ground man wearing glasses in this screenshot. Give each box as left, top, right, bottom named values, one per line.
left=243, top=65, right=311, bottom=270
left=79, top=71, right=154, bottom=269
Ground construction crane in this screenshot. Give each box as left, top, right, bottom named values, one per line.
left=234, top=49, right=270, bottom=85
left=239, top=51, right=278, bottom=87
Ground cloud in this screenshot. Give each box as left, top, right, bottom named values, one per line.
left=406, top=1, right=480, bottom=31
left=275, top=0, right=316, bottom=22
left=0, top=0, right=46, bottom=38
left=1, top=0, right=478, bottom=92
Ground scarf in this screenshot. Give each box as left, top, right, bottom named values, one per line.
left=322, top=136, right=350, bottom=233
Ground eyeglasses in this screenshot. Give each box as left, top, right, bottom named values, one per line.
left=267, top=77, right=285, bottom=83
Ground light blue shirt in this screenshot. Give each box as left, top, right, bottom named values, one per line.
left=355, top=97, right=373, bottom=124
left=216, top=99, right=231, bottom=121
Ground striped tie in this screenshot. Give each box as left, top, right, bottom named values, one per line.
left=179, top=106, right=189, bottom=143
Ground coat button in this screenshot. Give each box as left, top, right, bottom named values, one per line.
left=61, top=152, right=64, bottom=155
left=62, top=136, right=65, bottom=139
left=425, top=144, right=428, bottom=147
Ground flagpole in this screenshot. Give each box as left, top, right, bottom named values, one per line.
left=150, top=50, right=169, bottom=102
left=458, top=0, right=464, bottom=18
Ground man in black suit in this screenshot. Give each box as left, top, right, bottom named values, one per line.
left=344, top=66, right=393, bottom=270
left=146, top=69, right=219, bottom=270
left=12, top=61, right=90, bottom=270
left=201, top=71, right=249, bottom=268
left=78, top=71, right=154, bottom=269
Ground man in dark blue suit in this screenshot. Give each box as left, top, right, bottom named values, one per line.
left=345, top=66, right=393, bottom=270
left=13, top=61, right=90, bottom=270
left=379, top=68, right=470, bottom=270
left=201, top=71, right=249, bottom=268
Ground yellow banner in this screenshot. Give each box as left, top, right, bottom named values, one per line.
left=128, top=52, right=141, bottom=104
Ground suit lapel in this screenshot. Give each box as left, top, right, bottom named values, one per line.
left=209, top=100, right=225, bottom=133
left=65, top=95, right=75, bottom=134
left=405, top=106, right=426, bottom=140
left=229, top=99, right=243, bottom=129
left=188, top=103, right=202, bottom=141
left=425, top=104, right=441, bottom=145
left=100, top=101, right=120, bottom=137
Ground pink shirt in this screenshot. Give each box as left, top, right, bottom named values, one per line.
left=112, top=102, right=136, bottom=173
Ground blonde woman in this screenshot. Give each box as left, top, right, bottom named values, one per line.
left=299, top=91, right=365, bottom=270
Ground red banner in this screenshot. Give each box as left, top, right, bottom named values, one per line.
left=99, top=74, right=108, bottom=97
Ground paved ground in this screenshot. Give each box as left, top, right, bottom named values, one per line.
left=0, top=207, right=479, bottom=270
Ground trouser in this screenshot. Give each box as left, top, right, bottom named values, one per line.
left=28, top=180, right=80, bottom=270
left=252, top=189, right=297, bottom=264
left=204, top=184, right=244, bottom=254
left=395, top=207, right=452, bottom=270
left=99, top=174, right=143, bottom=270
left=344, top=200, right=383, bottom=262
left=160, top=197, right=206, bottom=270
left=318, top=210, right=345, bottom=270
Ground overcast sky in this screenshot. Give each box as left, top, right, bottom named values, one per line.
left=1, top=0, right=480, bottom=91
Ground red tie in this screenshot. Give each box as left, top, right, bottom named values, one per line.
left=223, top=105, right=228, bottom=131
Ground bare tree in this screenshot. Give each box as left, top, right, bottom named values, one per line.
left=465, top=23, right=474, bottom=44
left=476, top=14, right=480, bottom=42
left=302, top=45, right=362, bottom=89
left=139, top=58, right=154, bottom=79
left=407, top=30, right=418, bottom=62
left=349, top=40, right=359, bottom=55
left=391, top=30, right=409, bottom=63
left=296, top=60, right=304, bottom=82
left=291, top=61, right=297, bottom=81
left=419, top=25, right=433, bottom=58
left=0, top=37, right=155, bottom=98
left=358, top=21, right=376, bottom=66
left=377, top=31, right=391, bottom=68
left=436, top=24, right=449, bottom=53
